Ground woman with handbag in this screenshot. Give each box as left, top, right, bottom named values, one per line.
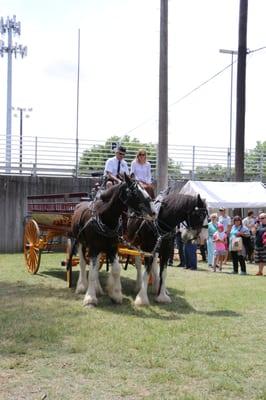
left=229, top=216, right=250, bottom=275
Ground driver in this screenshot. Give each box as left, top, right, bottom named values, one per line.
left=104, top=145, right=129, bottom=186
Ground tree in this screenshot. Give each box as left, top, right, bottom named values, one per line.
left=78, top=135, right=182, bottom=179
left=244, top=141, right=266, bottom=180
left=195, top=164, right=228, bottom=181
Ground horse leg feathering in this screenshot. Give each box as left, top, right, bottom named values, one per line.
left=134, top=269, right=150, bottom=306
left=83, top=256, right=99, bottom=307
left=150, top=256, right=160, bottom=294
left=134, top=256, right=153, bottom=306
left=95, top=255, right=104, bottom=296
left=134, top=255, right=142, bottom=293
left=75, top=244, right=88, bottom=294
left=155, top=260, right=171, bottom=304
left=106, top=255, right=123, bottom=304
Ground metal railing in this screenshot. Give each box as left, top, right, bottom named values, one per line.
left=0, top=134, right=265, bottom=182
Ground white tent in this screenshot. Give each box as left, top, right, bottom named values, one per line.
left=180, top=181, right=266, bottom=209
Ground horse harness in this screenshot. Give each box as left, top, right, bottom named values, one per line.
left=75, top=180, right=152, bottom=240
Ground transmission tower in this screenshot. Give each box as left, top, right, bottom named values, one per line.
left=0, top=15, right=27, bottom=172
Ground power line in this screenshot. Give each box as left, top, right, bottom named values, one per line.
left=248, top=45, right=266, bottom=54
left=169, top=63, right=233, bottom=107
left=122, top=45, right=266, bottom=137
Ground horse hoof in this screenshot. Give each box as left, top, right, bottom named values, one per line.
left=83, top=296, right=98, bottom=307
left=134, top=295, right=150, bottom=307
left=155, top=294, right=172, bottom=303
left=110, top=294, right=123, bottom=304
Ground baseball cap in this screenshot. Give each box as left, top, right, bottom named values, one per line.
left=116, top=145, right=126, bottom=154
left=219, top=207, right=225, bottom=211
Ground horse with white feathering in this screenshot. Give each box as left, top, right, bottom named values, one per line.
left=127, top=189, right=208, bottom=306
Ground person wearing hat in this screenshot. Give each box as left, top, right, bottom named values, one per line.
left=218, top=207, right=231, bottom=265
left=104, top=145, right=129, bottom=184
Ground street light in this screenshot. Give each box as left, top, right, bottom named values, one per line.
left=13, top=107, right=32, bottom=173
left=219, top=49, right=238, bottom=180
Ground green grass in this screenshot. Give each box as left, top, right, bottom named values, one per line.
left=0, top=253, right=265, bottom=400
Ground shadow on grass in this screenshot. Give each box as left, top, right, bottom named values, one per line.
left=29, top=265, right=242, bottom=320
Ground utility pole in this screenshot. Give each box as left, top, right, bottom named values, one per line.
left=157, top=0, right=168, bottom=193
left=0, top=15, right=27, bottom=173
left=235, top=0, right=248, bottom=181
left=219, top=49, right=238, bottom=180
left=75, top=29, right=80, bottom=177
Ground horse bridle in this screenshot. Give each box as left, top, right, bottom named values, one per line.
left=118, top=180, right=153, bottom=216
left=130, top=204, right=208, bottom=257
left=182, top=206, right=208, bottom=231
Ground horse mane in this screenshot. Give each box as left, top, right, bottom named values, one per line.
left=162, top=191, right=200, bottom=214
left=94, top=184, right=122, bottom=214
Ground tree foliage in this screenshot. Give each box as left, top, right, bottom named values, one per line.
left=79, top=138, right=266, bottom=182
left=244, top=141, right=266, bottom=180
left=78, top=135, right=182, bottom=179
left=195, top=164, right=228, bottom=181
left=195, top=141, right=266, bottom=181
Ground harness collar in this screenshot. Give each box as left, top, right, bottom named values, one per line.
left=92, top=214, right=120, bottom=238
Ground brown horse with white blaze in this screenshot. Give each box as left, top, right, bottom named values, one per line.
left=127, top=190, right=208, bottom=306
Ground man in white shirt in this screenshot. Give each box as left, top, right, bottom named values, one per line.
left=218, top=207, right=231, bottom=232
left=104, top=145, right=129, bottom=184
left=243, top=210, right=256, bottom=232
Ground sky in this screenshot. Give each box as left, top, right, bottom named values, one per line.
left=0, top=0, right=266, bottom=151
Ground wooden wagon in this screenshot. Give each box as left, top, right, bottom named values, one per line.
left=24, top=192, right=143, bottom=287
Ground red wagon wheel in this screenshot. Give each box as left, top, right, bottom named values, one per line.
left=24, top=219, right=42, bottom=274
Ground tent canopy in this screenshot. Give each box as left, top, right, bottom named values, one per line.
left=179, top=181, right=266, bottom=209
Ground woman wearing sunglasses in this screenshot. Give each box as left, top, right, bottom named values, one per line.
left=130, top=149, right=155, bottom=199
left=254, top=213, right=266, bottom=276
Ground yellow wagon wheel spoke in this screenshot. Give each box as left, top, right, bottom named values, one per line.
left=24, top=219, right=42, bottom=274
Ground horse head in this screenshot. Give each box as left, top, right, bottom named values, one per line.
left=119, top=174, right=156, bottom=218
left=190, top=195, right=208, bottom=227
left=182, top=194, right=208, bottom=241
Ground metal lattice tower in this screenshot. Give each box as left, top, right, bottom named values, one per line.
left=0, top=15, right=27, bottom=172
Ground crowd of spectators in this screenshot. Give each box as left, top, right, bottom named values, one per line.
left=169, top=208, right=265, bottom=276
